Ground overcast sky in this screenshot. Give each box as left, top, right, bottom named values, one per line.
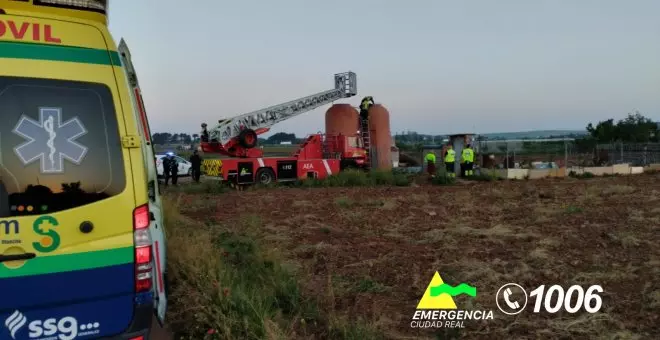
left=108, top=0, right=660, bottom=137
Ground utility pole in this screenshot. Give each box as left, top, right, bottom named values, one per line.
left=564, top=139, right=568, bottom=169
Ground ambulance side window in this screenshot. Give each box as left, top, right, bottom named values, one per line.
left=0, top=76, right=125, bottom=217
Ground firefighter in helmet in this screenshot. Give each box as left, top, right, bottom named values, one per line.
left=360, top=96, right=374, bottom=120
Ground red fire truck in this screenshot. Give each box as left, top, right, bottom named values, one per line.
left=199, top=72, right=371, bottom=185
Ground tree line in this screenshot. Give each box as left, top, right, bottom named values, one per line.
left=583, top=111, right=658, bottom=143
left=151, top=133, right=199, bottom=145
left=568, top=110, right=658, bottom=153
left=151, top=132, right=300, bottom=145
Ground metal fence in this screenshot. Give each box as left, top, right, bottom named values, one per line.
left=475, top=139, right=660, bottom=169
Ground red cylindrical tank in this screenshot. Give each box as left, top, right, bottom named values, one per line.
left=368, top=104, right=392, bottom=170
left=325, top=104, right=358, bottom=136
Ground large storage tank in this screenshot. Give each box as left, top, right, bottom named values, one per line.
left=368, top=104, right=393, bottom=170
left=325, top=104, right=358, bottom=136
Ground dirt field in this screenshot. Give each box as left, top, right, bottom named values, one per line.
left=167, top=175, right=659, bottom=339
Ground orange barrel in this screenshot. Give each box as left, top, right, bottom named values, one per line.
left=368, top=104, right=392, bottom=170
left=325, top=104, right=358, bottom=136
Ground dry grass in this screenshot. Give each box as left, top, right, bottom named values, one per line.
left=163, top=174, right=660, bottom=339
left=163, top=196, right=383, bottom=340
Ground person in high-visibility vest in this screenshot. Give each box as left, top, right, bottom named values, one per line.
left=360, top=96, right=374, bottom=120
left=444, top=145, right=456, bottom=178
left=461, top=144, right=475, bottom=177
left=425, top=151, right=437, bottom=178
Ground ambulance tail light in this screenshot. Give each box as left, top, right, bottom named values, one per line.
left=34, top=0, right=107, bottom=13
left=133, top=204, right=153, bottom=293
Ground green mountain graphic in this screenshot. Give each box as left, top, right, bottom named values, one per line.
left=430, top=283, right=477, bottom=297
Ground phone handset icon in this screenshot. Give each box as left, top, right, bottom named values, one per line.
left=496, top=283, right=528, bottom=315
left=503, top=288, right=520, bottom=309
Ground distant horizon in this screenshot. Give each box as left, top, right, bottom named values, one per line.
left=150, top=109, right=654, bottom=137
left=392, top=128, right=587, bottom=136
left=148, top=113, right=617, bottom=137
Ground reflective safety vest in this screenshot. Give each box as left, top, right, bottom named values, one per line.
left=361, top=97, right=373, bottom=110
left=462, top=148, right=474, bottom=162
left=425, top=153, right=436, bottom=163
left=444, top=149, right=456, bottom=163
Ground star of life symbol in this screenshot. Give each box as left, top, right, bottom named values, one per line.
left=13, top=107, right=88, bottom=173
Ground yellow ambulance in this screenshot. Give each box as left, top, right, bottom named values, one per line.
left=0, top=1, right=167, bottom=339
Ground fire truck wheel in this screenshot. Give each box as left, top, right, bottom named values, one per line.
left=256, top=168, right=276, bottom=185
left=238, top=129, right=258, bottom=148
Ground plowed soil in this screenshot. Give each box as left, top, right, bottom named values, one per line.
left=176, top=175, right=659, bottom=339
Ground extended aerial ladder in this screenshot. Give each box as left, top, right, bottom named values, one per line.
left=200, top=71, right=357, bottom=158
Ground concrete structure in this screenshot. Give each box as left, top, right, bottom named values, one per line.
left=445, top=133, right=476, bottom=176
left=391, top=144, right=400, bottom=168
left=645, top=163, right=660, bottom=171
left=368, top=104, right=393, bottom=170
left=325, top=104, right=358, bottom=136
left=480, top=163, right=657, bottom=179
left=631, top=166, right=644, bottom=174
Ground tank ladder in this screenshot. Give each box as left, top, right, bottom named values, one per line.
left=360, top=116, right=372, bottom=169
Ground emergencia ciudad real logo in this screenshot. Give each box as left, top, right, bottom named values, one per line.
left=411, top=271, right=494, bottom=329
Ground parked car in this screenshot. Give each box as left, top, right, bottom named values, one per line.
left=156, top=153, right=192, bottom=177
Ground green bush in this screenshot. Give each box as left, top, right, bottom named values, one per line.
left=176, top=168, right=417, bottom=192
left=331, top=169, right=371, bottom=186
left=569, top=171, right=595, bottom=179
left=393, top=174, right=414, bottom=186
left=298, top=169, right=413, bottom=188
left=466, top=173, right=496, bottom=182
left=369, top=169, right=396, bottom=185
left=430, top=174, right=455, bottom=185
left=174, top=180, right=228, bottom=194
